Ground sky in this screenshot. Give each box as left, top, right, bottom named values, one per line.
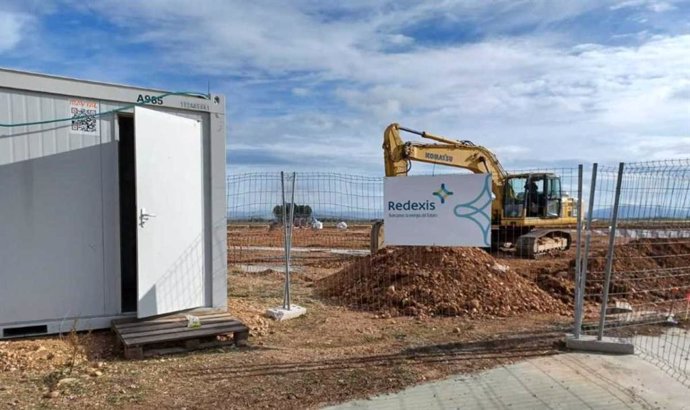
left=0, top=0, right=689, bottom=176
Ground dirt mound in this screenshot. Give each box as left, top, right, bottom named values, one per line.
left=583, top=238, right=690, bottom=302
left=536, top=269, right=576, bottom=305
left=316, top=247, right=569, bottom=317
left=598, top=238, right=690, bottom=270
left=535, top=238, right=690, bottom=304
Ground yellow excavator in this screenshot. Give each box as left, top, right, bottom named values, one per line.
left=372, top=123, right=578, bottom=258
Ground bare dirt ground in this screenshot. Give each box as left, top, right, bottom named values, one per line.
left=0, top=277, right=567, bottom=409
left=0, top=225, right=682, bottom=409
left=228, top=224, right=371, bottom=250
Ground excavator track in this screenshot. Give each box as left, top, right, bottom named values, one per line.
left=514, top=229, right=572, bottom=259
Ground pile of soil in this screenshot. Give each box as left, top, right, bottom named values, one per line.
left=584, top=238, right=690, bottom=302
left=316, top=247, right=569, bottom=317
left=536, top=268, right=576, bottom=305
left=535, top=238, right=690, bottom=304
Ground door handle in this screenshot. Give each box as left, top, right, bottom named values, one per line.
left=139, top=208, right=157, bottom=227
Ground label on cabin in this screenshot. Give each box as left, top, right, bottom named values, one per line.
left=69, top=98, right=99, bottom=135
left=137, top=94, right=164, bottom=105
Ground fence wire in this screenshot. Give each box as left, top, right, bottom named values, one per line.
left=579, top=159, right=690, bottom=385
left=227, top=169, right=579, bottom=319
left=228, top=165, right=690, bottom=385
left=227, top=173, right=381, bottom=302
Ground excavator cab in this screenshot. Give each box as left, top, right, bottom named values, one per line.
left=503, top=173, right=562, bottom=219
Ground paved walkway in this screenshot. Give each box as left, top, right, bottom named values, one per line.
left=326, top=352, right=690, bottom=409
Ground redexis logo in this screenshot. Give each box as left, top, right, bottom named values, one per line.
left=387, top=200, right=436, bottom=211
left=387, top=183, right=454, bottom=211
left=433, top=183, right=454, bottom=204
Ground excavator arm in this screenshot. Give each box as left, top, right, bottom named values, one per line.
left=383, top=123, right=507, bottom=222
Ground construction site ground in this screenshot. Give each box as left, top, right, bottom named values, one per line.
left=0, top=225, right=686, bottom=409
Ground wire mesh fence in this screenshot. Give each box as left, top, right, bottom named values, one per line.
left=228, top=166, right=690, bottom=383
left=577, top=159, right=690, bottom=385
left=227, top=169, right=579, bottom=318
left=226, top=172, right=286, bottom=268
left=226, top=173, right=381, bottom=309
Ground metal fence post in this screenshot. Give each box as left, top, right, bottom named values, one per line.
left=573, top=164, right=584, bottom=338
left=281, top=172, right=289, bottom=310
left=577, top=163, right=598, bottom=336
left=284, top=172, right=296, bottom=310
left=597, top=162, right=625, bottom=340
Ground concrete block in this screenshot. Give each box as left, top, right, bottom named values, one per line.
left=565, top=334, right=634, bottom=355
left=265, top=305, right=307, bottom=321
left=607, top=301, right=633, bottom=314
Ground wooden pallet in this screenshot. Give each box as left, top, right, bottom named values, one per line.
left=112, top=312, right=249, bottom=359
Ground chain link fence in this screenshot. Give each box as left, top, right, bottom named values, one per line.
left=574, top=159, right=690, bottom=385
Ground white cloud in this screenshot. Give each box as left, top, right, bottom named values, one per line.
left=648, top=2, right=676, bottom=12
left=291, top=87, right=310, bottom=96
left=611, top=0, right=679, bottom=12
left=10, top=1, right=690, bottom=173
left=0, top=12, right=30, bottom=53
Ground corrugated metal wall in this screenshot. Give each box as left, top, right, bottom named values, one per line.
left=0, top=89, right=112, bottom=165
left=0, top=87, right=209, bottom=326
left=0, top=88, right=116, bottom=324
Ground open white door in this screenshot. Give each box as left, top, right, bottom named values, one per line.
left=134, top=106, right=204, bottom=318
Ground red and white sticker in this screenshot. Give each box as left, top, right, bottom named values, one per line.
left=69, top=98, right=99, bottom=135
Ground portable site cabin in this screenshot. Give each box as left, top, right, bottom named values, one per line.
left=0, top=69, right=228, bottom=338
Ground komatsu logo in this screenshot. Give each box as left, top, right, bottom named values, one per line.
left=387, top=200, right=436, bottom=211
left=425, top=152, right=453, bottom=162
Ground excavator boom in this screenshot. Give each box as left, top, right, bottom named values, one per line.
left=383, top=123, right=507, bottom=223
left=384, top=123, right=506, bottom=177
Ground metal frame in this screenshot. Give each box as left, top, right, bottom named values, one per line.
left=0, top=68, right=225, bottom=114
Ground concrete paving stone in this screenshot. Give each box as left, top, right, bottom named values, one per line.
left=325, top=349, right=690, bottom=410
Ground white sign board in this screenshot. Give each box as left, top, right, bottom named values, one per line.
left=384, top=174, right=493, bottom=247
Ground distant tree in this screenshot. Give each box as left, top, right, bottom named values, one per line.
left=272, top=203, right=313, bottom=220
left=272, top=205, right=282, bottom=220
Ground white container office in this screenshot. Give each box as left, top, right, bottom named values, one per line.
left=0, top=69, right=228, bottom=338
